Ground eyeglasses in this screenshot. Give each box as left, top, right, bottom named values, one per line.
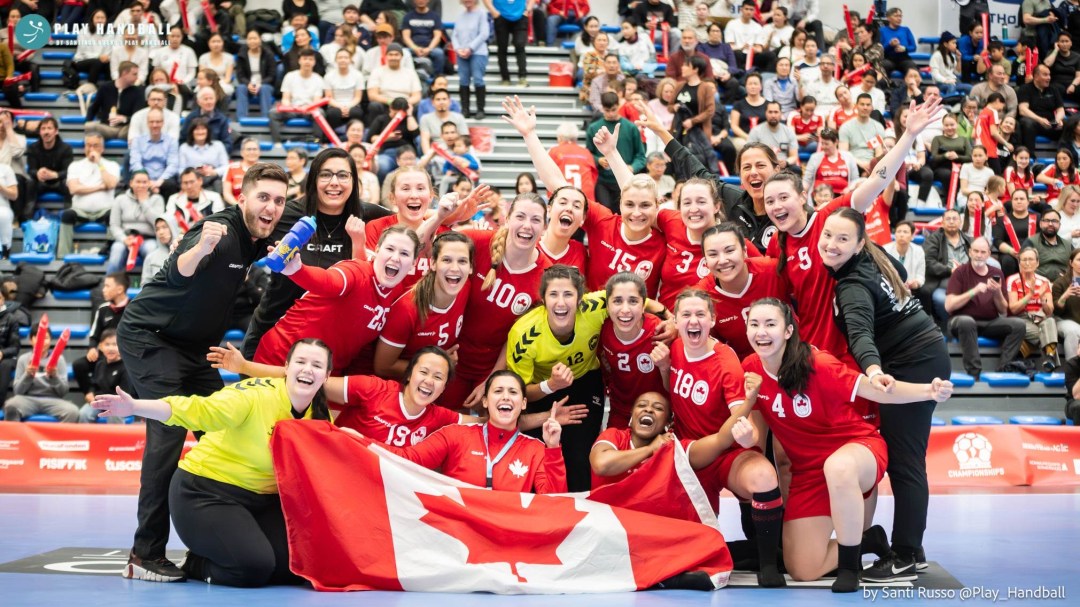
left=1042, top=219, right=1061, bottom=224
left=317, top=171, right=353, bottom=183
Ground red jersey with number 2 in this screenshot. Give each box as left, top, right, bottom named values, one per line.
left=599, top=313, right=668, bottom=429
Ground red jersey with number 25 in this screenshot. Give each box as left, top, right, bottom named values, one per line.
left=583, top=202, right=666, bottom=297
left=668, top=338, right=746, bottom=440
left=696, top=257, right=791, bottom=360
left=549, top=141, right=598, bottom=200
left=766, top=193, right=853, bottom=366
left=335, top=374, right=461, bottom=445
left=379, top=286, right=471, bottom=361
left=599, top=313, right=668, bottom=429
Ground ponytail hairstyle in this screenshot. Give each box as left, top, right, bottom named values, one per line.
left=679, top=177, right=725, bottom=222
left=829, top=207, right=910, bottom=302
left=605, top=271, right=647, bottom=300
left=540, top=264, right=586, bottom=303
left=673, top=288, right=716, bottom=319
left=401, top=345, right=456, bottom=390
left=413, top=231, right=475, bottom=323
left=483, top=193, right=548, bottom=291
left=285, top=338, right=334, bottom=421
left=700, top=221, right=747, bottom=257
left=765, top=171, right=812, bottom=275
left=748, top=298, right=814, bottom=396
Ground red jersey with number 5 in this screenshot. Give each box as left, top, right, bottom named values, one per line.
left=454, top=229, right=552, bottom=380
left=583, top=202, right=666, bottom=297
left=766, top=193, right=853, bottom=365
left=668, top=338, right=746, bottom=440
left=549, top=141, right=598, bottom=200
left=742, top=349, right=872, bottom=474
left=695, top=257, right=791, bottom=360
left=335, top=374, right=461, bottom=445
left=599, top=313, right=668, bottom=429
left=255, top=260, right=401, bottom=371
left=379, top=286, right=471, bottom=361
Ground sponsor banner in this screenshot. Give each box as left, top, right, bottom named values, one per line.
left=927, top=426, right=1080, bottom=488
left=0, top=423, right=192, bottom=491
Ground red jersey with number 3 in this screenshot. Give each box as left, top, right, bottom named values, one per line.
left=657, top=210, right=762, bottom=310
left=766, top=194, right=853, bottom=365
left=549, top=141, right=598, bottom=200
left=364, top=215, right=447, bottom=290
left=335, top=374, right=461, bottom=445
left=599, top=314, right=668, bottom=429
left=539, top=239, right=587, bottom=271
left=668, top=338, right=746, bottom=440
left=379, top=286, right=471, bottom=361
left=454, top=229, right=552, bottom=379
left=255, top=260, right=401, bottom=370
left=696, top=257, right=791, bottom=360
left=583, top=202, right=666, bottom=297
left=743, top=349, right=874, bottom=474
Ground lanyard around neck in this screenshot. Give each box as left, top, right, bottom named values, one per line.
left=481, top=423, right=520, bottom=489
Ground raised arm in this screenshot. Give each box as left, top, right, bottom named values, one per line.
left=501, top=95, right=568, bottom=190
left=850, top=98, right=943, bottom=213
left=592, top=122, right=635, bottom=190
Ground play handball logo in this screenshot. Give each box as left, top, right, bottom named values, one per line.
left=949, top=432, right=1006, bottom=478
left=15, top=15, right=50, bottom=50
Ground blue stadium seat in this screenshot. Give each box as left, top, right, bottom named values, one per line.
left=1036, top=136, right=1054, bottom=144
left=26, top=414, right=60, bottom=422
left=9, top=252, right=54, bottom=264
left=918, top=37, right=941, bottom=47
left=224, top=329, right=245, bottom=341
left=931, top=417, right=946, bottom=426
left=40, top=70, right=64, bottom=80
left=950, top=372, right=976, bottom=387
left=98, top=416, right=137, bottom=424
left=980, top=372, right=1031, bottom=388
left=284, top=141, right=322, bottom=151
left=25, top=93, right=60, bottom=102
left=977, top=337, right=1001, bottom=347
left=1009, top=415, right=1062, bottom=425
left=75, top=222, right=108, bottom=234
left=443, top=22, right=454, bottom=30
left=719, top=176, right=740, bottom=184
left=127, top=288, right=141, bottom=298
left=239, top=117, right=270, bottom=127
left=1002, top=39, right=1017, bottom=47
left=561, top=40, right=575, bottom=49
left=41, top=51, right=74, bottom=60
left=910, top=53, right=931, bottom=61
left=952, top=415, right=1004, bottom=425
left=557, top=24, right=582, bottom=34
left=911, top=208, right=945, bottom=217
left=913, top=234, right=924, bottom=245
left=798, top=152, right=811, bottom=162
left=66, top=92, right=95, bottom=103
left=105, top=139, right=126, bottom=149
left=600, top=25, right=621, bottom=33
left=18, top=324, right=92, bottom=339
left=59, top=115, right=85, bottom=125
left=220, top=370, right=241, bottom=382
left=285, top=118, right=313, bottom=127
left=259, top=141, right=274, bottom=151
left=1033, top=183, right=1047, bottom=193
left=1034, top=372, right=1065, bottom=388
left=63, top=253, right=107, bottom=265
left=51, top=290, right=92, bottom=301
left=38, top=192, right=64, bottom=203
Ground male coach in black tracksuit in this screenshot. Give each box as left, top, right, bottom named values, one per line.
left=116, top=163, right=289, bottom=582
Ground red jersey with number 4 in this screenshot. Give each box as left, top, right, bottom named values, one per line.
left=335, top=374, right=461, bottom=445
left=696, top=257, right=791, bottom=360
left=379, top=286, right=471, bottom=361
left=454, top=229, right=552, bottom=380
left=743, top=349, right=874, bottom=475
left=255, top=260, right=401, bottom=371
left=599, top=313, right=668, bottom=429
left=539, top=239, right=587, bottom=271
left=766, top=194, right=853, bottom=365
left=788, top=111, right=824, bottom=138
left=549, top=141, right=598, bottom=200
left=364, top=215, right=447, bottom=291
left=668, top=338, right=746, bottom=440
left=583, top=202, right=666, bottom=296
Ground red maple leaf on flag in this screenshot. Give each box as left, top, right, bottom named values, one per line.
left=417, top=488, right=588, bottom=583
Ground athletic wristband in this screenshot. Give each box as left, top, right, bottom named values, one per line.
left=867, top=369, right=884, bottom=381
left=539, top=380, right=554, bottom=395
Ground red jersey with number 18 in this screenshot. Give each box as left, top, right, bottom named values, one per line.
left=599, top=313, right=668, bottom=429
left=379, top=286, right=471, bottom=361
left=668, top=338, right=746, bottom=440
left=335, top=374, right=461, bottom=446
left=583, top=202, right=666, bottom=297
left=696, top=257, right=791, bottom=360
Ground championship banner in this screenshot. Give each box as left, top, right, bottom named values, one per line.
left=0, top=423, right=194, bottom=492
left=270, top=421, right=733, bottom=593
left=925, top=425, right=1080, bottom=488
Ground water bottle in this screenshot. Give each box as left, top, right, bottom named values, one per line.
left=265, top=216, right=316, bottom=273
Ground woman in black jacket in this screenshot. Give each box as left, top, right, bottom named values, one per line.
left=242, top=148, right=393, bottom=360
left=819, top=206, right=950, bottom=584
left=235, top=30, right=278, bottom=118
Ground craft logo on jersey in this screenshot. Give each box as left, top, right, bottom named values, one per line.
left=953, top=432, right=993, bottom=470
left=690, top=380, right=709, bottom=406
left=636, top=353, right=655, bottom=373
left=511, top=293, right=532, bottom=315
left=792, top=394, right=812, bottom=418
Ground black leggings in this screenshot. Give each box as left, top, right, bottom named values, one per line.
left=879, top=332, right=951, bottom=555
left=525, top=368, right=605, bottom=492
left=494, top=15, right=528, bottom=82
left=170, top=469, right=301, bottom=587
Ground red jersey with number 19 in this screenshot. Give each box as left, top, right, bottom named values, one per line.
left=583, top=203, right=666, bottom=297
left=379, top=286, right=471, bottom=361
left=668, top=338, right=746, bottom=440
left=766, top=194, right=853, bottom=366
left=696, top=257, right=791, bottom=360
left=255, top=260, right=401, bottom=371
left=335, top=374, right=461, bottom=446
left=599, top=313, right=667, bottom=429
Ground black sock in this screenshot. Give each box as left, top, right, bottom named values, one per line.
left=739, top=500, right=756, bottom=539
left=751, top=488, right=785, bottom=587
left=892, top=544, right=917, bottom=562
left=832, top=543, right=861, bottom=593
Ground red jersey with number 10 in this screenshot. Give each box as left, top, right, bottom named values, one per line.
left=549, top=141, right=598, bottom=200
left=379, top=286, right=471, bottom=361
left=599, top=313, right=668, bottom=429
left=583, top=202, right=666, bottom=297
left=335, top=374, right=461, bottom=446
left=668, top=338, right=746, bottom=440
left=696, top=257, right=790, bottom=360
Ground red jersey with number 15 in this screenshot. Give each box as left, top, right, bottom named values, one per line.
left=549, top=141, right=598, bottom=200
left=599, top=313, right=668, bottom=429
left=583, top=202, right=666, bottom=297
left=766, top=193, right=853, bottom=366
left=668, top=338, right=746, bottom=440
left=335, top=374, right=461, bottom=445
left=379, top=285, right=471, bottom=361
left=696, top=257, right=791, bottom=360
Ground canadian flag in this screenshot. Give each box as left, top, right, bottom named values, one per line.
left=271, top=421, right=733, bottom=593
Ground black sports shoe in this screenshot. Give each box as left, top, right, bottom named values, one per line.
left=862, top=552, right=918, bottom=583
left=180, top=551, right=209, bottom=583
left=652, top=571, right=715, bottom=591
left=123, top=552, right=186, bottom=582
left=915, top=546, right=928, bottom=572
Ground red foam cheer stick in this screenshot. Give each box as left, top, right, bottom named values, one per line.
left=745, top=46, right=755, bottom=71
left=7, top=24, right=13, bottom=53
left=30, top=314, right=49, bottom=369
left=201, top=0, right=218, bottom=33
left=947, top=163, right=960, bottom=211
left=432, top=142, right=480, bottom=181
left=46, top=329, right=70, bottom=374
left=126, top=235, right=143, bottom=271
left=972, top=203, right=983, bottom=238
left=179, top=0, right=190, bottom=31
left=169, top=62, right=179, bottom=84
left=311, top=109, right=345, bottom=148
left=843, top=5, right=854, bottom=44
left=16, top=49, right=35, bottom=62
left=3, top=72, right=32, bottom=87
left=365, top=110, right=407, bottom=164
left=981, top=14, right=989, bottom=54
left=660, top=22, right=669, bottom=62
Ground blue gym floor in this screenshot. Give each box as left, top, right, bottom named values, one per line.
left=2, top=490, right=1077, bottom=607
